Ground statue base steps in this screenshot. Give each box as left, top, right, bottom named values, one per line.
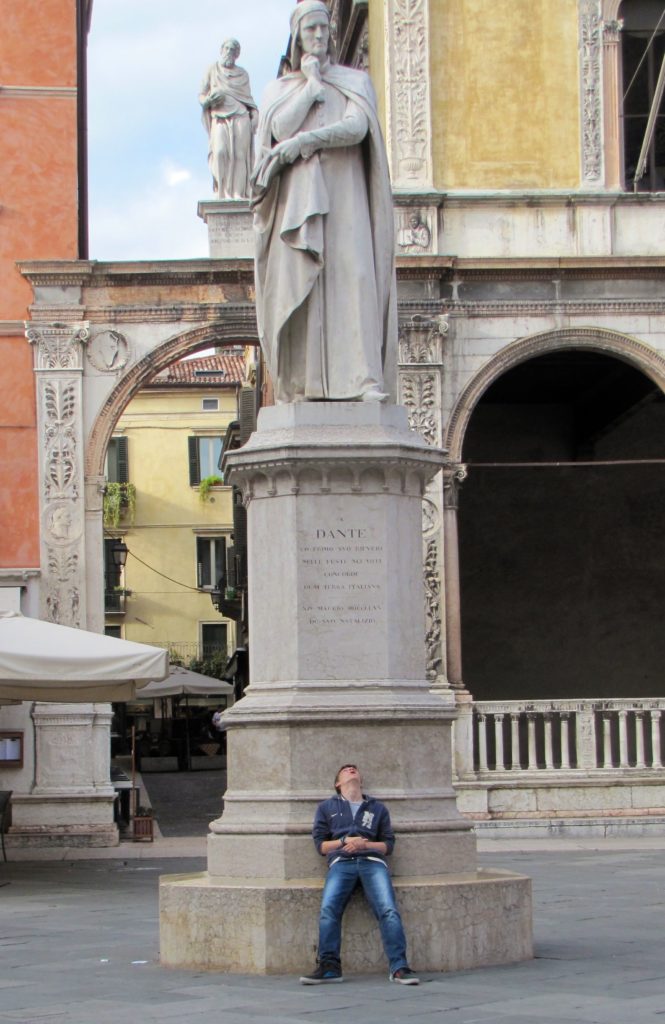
left=159, top=869, right=532, bottom=974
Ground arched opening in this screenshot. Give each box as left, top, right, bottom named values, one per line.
left=458, top=348, right=665, bottom=702
left=86, top=324, right=259, bottom=777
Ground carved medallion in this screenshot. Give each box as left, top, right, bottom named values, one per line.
left=87, top=329, right=130, bottom=372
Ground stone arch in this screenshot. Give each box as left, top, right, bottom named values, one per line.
left=86, top=318, right=259, bottom=478
left=444, top=326, right=665, bottom=462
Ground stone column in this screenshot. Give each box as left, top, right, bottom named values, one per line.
left=602, top=16, right=623, bottom=189
left=443, top=463, right=474, bottom=779
left=160, top=405, right=532, bottom=974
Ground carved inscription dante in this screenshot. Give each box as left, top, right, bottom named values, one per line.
left=300, top=526, right=386, bottom=629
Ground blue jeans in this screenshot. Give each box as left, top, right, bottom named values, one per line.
left=318, top=857, right=409, bottom=973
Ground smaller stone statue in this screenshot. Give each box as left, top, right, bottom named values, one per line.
left=199, top=39, right=258, bottom=200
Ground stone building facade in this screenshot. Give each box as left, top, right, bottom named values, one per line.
left=3, top=0, right=665, bottom=841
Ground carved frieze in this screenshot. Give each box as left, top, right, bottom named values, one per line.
left=384, top=0, right=433, bottom=187
left=580, top=0, right=604, bottom=185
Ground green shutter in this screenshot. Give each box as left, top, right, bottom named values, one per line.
left=188, top=436, right=200, bottom=485
left=116, top=436, right=129, bottom=484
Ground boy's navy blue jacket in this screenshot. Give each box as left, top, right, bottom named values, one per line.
left=312, top=794, right=395, bottom=868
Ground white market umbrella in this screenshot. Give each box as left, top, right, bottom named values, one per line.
left=0, top=611, right=169, bottom=702
left=136, top=665, right=233, bottom=698
left=136, top=665, right=232, bottom=771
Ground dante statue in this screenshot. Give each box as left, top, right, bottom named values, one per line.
left=200, top=39, right=258, bottom=200
left=251, top=1, right=397, bottom=403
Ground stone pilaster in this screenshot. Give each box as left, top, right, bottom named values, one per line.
left=398, top=313, right=450, bottom=696
left=579, top=0, right=604, bottom=188
left=383, top=0, right=434, bottom=188
left=26, top=321, right=90, bottom=628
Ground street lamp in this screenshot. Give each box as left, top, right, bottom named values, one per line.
left=110, top=538, right=129, bottom=569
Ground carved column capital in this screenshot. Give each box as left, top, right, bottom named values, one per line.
left=26, top=321, right=90, bottom=371
left=602, top=18, right=623, bottom=43
left=442, top=464, right=468, bottom=510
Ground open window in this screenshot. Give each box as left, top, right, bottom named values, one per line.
left=620, top=0, right=665, bottom=190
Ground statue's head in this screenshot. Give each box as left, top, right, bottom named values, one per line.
left=220, top=38, right=241, bottom=67
left=289, top=1, right=335, bottom=70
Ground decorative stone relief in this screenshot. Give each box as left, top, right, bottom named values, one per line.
left=580, top=0, right=604, bottom=186
left=86, top=329, right=130, bottom=372
left=384, top=0, right=433, bottom=187
left=27, top=322, right=89, bottom=629
left=397, top=210, right=433, bottom=253
left=398, top=312, right=447, bottom=686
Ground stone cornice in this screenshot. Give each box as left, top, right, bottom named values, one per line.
left=0, top=568, right=40, bottom=582
left=29, top=302, right=258, bottom=325
left=18, top=258, right=253, bottom=288
left=0, top=320, right=26, bottom=336
left=0, top=85, right=76, bottom=100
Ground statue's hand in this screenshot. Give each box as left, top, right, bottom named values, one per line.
left=301, top=55, right=325, bottom=101
left=274, top=137, right=303, bottom=165
left=301, top=54, right=322, bottom=81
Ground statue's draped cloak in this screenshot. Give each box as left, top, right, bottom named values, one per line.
left=252, top=65, right=397, bottom=402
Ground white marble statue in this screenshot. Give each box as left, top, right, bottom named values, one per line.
left=251, top=1, right=397, bottom=404
left=200, top=39, right=258, bottom=200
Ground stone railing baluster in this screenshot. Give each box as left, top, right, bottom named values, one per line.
left=544, top=713, right=554, bottom=770
left=510, top=713, right=521, bottom=770
left=560, top=712, right=571, bottom=769
left=618, top=709, right=629, bottom=768
left=602, top=713, right=614, bottom=769
left=652, top=709, right=662, bottom=769
left=527, top=713, right=538, bottom=770
left=494, top=714, right=505, bottom=772
left=635, top=712, right=646, bottom=769
left=477, top=713, right=488, bottom=773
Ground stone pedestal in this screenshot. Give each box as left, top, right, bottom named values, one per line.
left=9, top=703, right=118, bottom=847
left=160, top=404, right=532, bottom=972
left=197, top=199, right=253, bottom=258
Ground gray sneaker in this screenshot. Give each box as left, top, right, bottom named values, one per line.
left=390, top=967, right=420, bottom=985
left=300, top=961, right=343, bottom=985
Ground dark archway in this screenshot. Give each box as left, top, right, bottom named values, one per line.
left=459, top=349, right=665, bottom=701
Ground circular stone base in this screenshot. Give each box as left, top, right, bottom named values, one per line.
left=159, top=868, right=532, bottom=974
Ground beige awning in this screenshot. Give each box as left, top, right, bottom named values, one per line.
left=0, top=611, right=168, bottom=702
left=136, top=664, right=233, bottom=698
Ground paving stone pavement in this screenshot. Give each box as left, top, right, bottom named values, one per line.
left=1, top=845, right=664, bottom=1023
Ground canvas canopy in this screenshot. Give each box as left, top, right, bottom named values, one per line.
left=136, top=665, right=233, bottom=699
left=0, top=611, right=169, bottom=702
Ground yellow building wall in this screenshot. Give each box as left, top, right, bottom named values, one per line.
left=108, top=388, right=237, bottom=657
left=430, top=0, right=581, bottom=189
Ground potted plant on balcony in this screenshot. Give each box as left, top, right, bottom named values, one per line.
left=103, top=482, right=137, bottom=528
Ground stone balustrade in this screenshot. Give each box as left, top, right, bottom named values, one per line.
left=470, top=699, right=665, bottom=775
